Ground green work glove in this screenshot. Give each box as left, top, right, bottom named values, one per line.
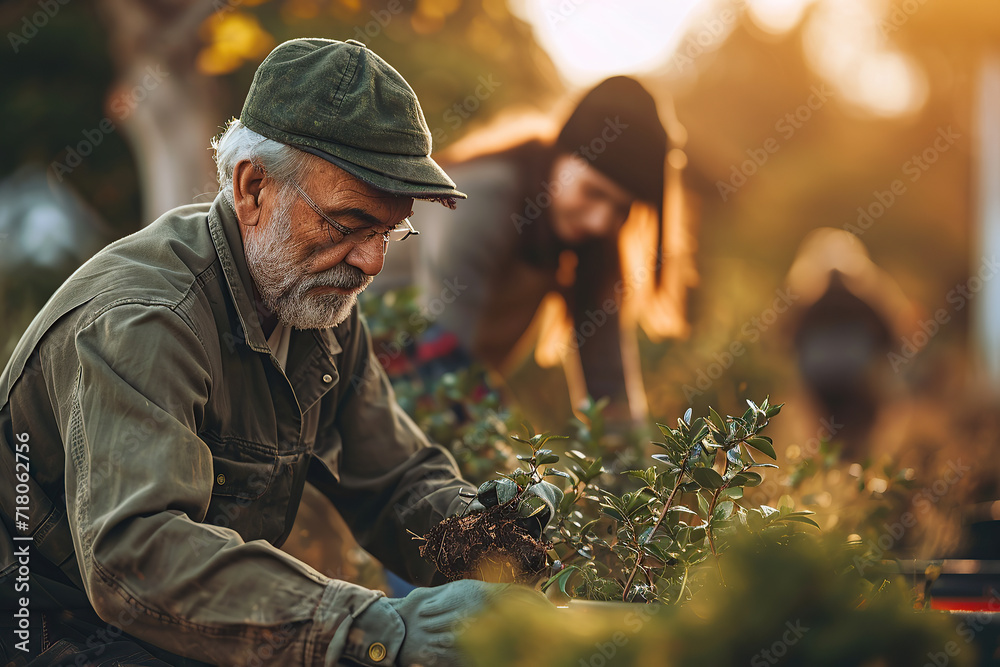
left=465, top=479, right=564, bottom=538
left=345, top=580, right=513, bottom=667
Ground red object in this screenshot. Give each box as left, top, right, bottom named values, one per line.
left=931, top=598, right=1000, bottom=612
left=416, top=331, right=460, bottom=363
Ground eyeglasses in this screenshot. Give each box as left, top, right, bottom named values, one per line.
left=290, top=181, right=419, bottom=254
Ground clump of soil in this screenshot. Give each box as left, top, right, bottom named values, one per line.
left=419, top=501, right=550, bottom=583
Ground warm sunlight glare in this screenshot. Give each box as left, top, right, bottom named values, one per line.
left=510, top=0, right=706, bottom=87
left=803, top=0, right=927, bottom=117
left=746, top=0, right=817, bottom=34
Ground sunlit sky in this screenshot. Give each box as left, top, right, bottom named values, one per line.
left=511, top=0, right=927, bottom=118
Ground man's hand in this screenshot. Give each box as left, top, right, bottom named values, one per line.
left=352, top=580, right=533, bottom=667
left=464, top=479, right=564, bottom=538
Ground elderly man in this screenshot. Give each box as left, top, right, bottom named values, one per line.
left=0, top=39, right=558, bottom=667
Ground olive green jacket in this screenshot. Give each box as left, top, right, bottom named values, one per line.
left=0, top=194, right=471, bottom=665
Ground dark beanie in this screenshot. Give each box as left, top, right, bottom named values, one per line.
left=554, top=76, right=667, bottom=209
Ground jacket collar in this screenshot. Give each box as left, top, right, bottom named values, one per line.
left=206, top=194, right=342, bottom=359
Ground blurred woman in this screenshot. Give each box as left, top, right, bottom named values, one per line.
left=390, top=77, right=697, bottom=430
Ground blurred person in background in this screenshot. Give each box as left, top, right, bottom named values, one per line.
left=785, top=228, right=917, bottom=459
left=389, top=76, right=695, bottom=432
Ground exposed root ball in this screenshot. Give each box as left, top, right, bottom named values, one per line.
left=419, top=502, right=549, bottom=583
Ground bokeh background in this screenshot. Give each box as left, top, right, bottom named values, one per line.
left=3, top=0, right=1000, bottom=582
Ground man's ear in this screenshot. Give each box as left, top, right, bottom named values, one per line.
left=233, top=159, right=266, bottom=227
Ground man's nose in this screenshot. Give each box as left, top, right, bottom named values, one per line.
left=343, top=237, right=385, bottom=276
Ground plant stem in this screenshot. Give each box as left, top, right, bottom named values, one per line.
left=622, top=459, right=688, bottom=601
left=674, top=565, right=689, bottom=605
left=706, top=486, right=725, bottom=585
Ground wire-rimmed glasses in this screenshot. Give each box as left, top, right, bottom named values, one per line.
left=290, top=181, right=419, bottom=254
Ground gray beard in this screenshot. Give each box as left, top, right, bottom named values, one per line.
left=244, top=194, right=373, bottom=330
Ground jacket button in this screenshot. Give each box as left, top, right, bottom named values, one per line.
left=216, top=474, right=226, bottom=485
left=322, top=373, right=333, bottom=383
left=368, top=642, right=386, bottom=662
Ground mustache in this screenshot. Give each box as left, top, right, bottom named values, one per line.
left=305, top=262, right=372, bottom=292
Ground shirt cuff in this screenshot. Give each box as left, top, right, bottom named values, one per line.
left=304, top=580, right=390, bottom=667
left=338, top=598, right=405, bottom=666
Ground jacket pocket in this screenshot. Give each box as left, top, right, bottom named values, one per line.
left=200, top=432, right=277, bottom=500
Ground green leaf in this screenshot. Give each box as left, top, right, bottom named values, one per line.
left=708, top=407, right=726, bottom=434
left=518, top=495, right=548, bottom=519
left=544, top=469, right=571, bottom=479
left=542, top=565, right=581, bottom=595
left=510, top=471, right=533, bottom=488
left=747, top=437, right=777, bottom=459
left=725, top=448, right=743, bottom=472
left=585, top=458, right=605, bottom=481
left=558, top=490, right=577, bottom=515
left=721, top=486, right=744, bottom=500
left=683, top=408, right=693, bottom=425
left=625, top=488, right=657, bottom=516
left=765, top=403, right=784, bottom=418
left=669, top=505, right=698, bottom=515
left=690, top=421, right=708, bottom=443
left=601, top=506, right=625, bottom=522
left=697, top=493, right=710, bottom=517
left=780, top=515, right=821, bottom=529
left=537, top=453, right=560, bottom=465
left=691, top=467, right=725, bottom=489
left=731, top=471, right=763, bottom=487
left=713, top=500, right=735, bottom=521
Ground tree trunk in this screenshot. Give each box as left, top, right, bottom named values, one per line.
left=96, top=0, right=221, bottom=224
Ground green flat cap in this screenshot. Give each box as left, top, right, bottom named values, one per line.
left=240, top=38, right=465, bottom=207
